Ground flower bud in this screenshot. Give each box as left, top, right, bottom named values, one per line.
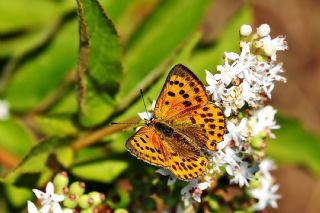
left=257, top=24, right=271, bottom=37
left=115, top=209, right=129, bottom=213
left=63, top=194, right=78, bottom=209
left=79, top=194, right=94, bottom=209
left=80, top=208, right=97, bottom=213
left=88, top=191, right=105, bottom=205
left=240, top=24, right=252, bottom=37
left=53, top=171, right=69, bottom=194
left=70, top=181, right=86, bottom=196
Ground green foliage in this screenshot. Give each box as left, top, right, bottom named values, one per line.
left=4, top=20, right=78, bottom=111
left=0, top=119, right=35, bottom=157
left=267, top=116, right=320, bottom=176
left=71, top=160, right=128, bottom=183
left=118, top=0, right=210, bottom=99
left=1, top=0, right=318, bottom=212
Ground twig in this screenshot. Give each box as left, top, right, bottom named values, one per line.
left=72, top=115, right=140, bottom=150
left=0, top=147, right=20, bottom=170
left=75, top=0, right=90, bottom=115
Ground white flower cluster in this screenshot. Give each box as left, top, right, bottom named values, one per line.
left=206, top=24, right=287, bottom=117
left=189, top=24, right=284, bottom=210
left=249, top=159, right=281, bottom=211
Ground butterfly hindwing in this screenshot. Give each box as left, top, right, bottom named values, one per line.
left=154, top=64, right=208, bottom=120
left=166, top=134, right=209, bottom=180
left=126, top=126, right=209, bottom=180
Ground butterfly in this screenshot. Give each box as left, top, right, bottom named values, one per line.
left=126, top=64, right=225, bottom=180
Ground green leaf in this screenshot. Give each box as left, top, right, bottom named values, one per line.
left=4, top=184, right=32, bottom=208
left=4, top=20, right=78, bottom=112
left=4, top=137, right=72, bottom=184
left=118, top=0, right=210, bottom=99
left=56, top=147, right=74, bottom=168
left=0, top=119, right=35, bottom=158
left=71, top=160, right=128, bottom=183
left=49, top=90, right=78, bottom=115
left=267, top=116, right=320, bottom=176
left=76, top=0, right=122, bottom=126
left=32, top=115, right=78, bottom=137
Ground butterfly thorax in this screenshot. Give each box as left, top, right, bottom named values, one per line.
left=152, top=120, right=174, bottom=137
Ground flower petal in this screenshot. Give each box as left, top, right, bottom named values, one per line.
left=52, top=194, right=65, bottom=202
left=32, top=189, right=45, bottom=199
left=27, top=201, right=39, bottom=213
left=45, top=182, right=54, bottom=195
left=197, top=182, right=211, bottom=190
left=52, top=203, right=62, bottom=213
left=39, top=204, right=50, bottom=213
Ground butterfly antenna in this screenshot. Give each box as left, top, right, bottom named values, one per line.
left=110, top=122, right=140, bottom=125
left=140, top=89, right=151, bottom=121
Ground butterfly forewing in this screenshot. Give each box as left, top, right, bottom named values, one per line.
left=172, top=104, right=226, bottom=150
left=154, top=64, right=208, bottom=120
left=125, top=127, right=168, bottom=167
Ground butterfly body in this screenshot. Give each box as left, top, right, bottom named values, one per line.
left=126, top=64, right=225, bottom=180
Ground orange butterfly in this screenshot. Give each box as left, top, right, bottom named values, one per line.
left=126, top=64, right=225, bottom=180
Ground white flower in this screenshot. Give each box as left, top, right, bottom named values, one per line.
left=259, top=35, right=288, bottom=60
left=240, top=81, right=259, bottom=106
left=228, top=161, right=254, bottom=187
left=29, top=182, right=64, bottom=213
left=249, top=158, right=280, bottom=211
left=209, top=144, right=242, bottom=176
left=0, top=100, right=9, bottom=120
left=205, top=70, right=224, bottom=103
left=260, top=158, right=274, bottom=176
left=156, top=168, right=177, bottom=185
left=226, top=118, right=249, bottom=146
left=216, top=133, right=232, bottom=150
left=137, top=111, right=153, bottom=121
left=209, top=150, right=228, bottom=173
left=249, top=106, right=279, bottom=138
left=181, top=179, right=211, bottom=205
left=218, top=146, right=241, bottom=168
left=137, top=100, right=156, bottom=121
left=250, top=178, right=281, bottom=210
